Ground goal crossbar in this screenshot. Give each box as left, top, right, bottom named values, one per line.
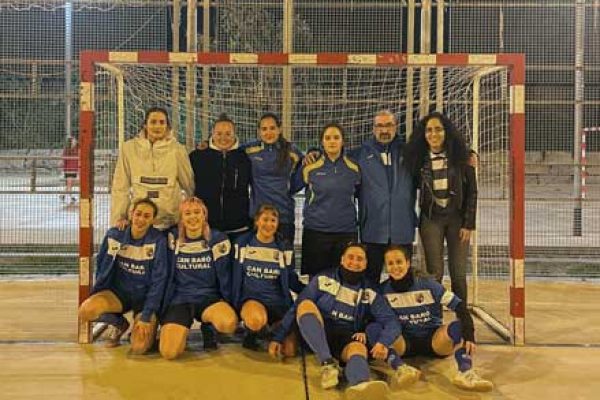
left=78, top=51, right=525, bottom=345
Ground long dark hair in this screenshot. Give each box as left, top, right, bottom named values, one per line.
left=402, top=111, right=469, bottom=176
left=259, top=112, right=292, bottom=174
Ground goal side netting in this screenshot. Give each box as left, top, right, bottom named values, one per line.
left=78, top=52, right=525, bottom=345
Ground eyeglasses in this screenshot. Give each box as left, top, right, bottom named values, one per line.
left=375, top=122, right=396, bottom=129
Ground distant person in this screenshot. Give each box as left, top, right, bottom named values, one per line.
left=111, top=106, right=194, bottom=231
left=78, top=198, right=168, bottom=353
left=61, top=137, right=79, bottom=205
left=403, top=111, right=477, bottom=305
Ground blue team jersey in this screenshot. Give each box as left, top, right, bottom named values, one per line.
left=169, top=231, right=231, bottom=305
left=239, top=237, right=288, bottom=307
left=301, top=155, right=361, bottom=233
left=244, top=141, right=304, bottom=224
left=93, top=226, right=168, bottom=322
left=112, top=237, right=154, bottom=299
left=380, top=277, right=462, bottom=338
left=272, top=268, right=401, bottom=347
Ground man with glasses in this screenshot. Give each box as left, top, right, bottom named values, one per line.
left=304, top=110, right=417, bottom=283
left=351, top=110, right=416, bottom=283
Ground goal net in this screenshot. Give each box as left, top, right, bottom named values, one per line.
left=80, top=52, right=525, bottom=345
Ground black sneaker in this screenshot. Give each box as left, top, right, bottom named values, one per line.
left=242, top=331, right=260, bottom=351
left=201, top=323, right=218, bottom=351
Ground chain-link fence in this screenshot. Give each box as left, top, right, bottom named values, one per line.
left=0, top=0, right=599, bottom=344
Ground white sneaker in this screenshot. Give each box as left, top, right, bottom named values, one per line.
left=345, top=380, right=389, bottom=400
left=452, top=369, right=494, bottom=392
left=320, top=361, right=339, bottom=389
left=390, top=364, right=421, bottom=389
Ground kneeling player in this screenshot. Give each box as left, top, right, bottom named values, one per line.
left=366, top=245, right=493, bottom=391
left=78, top=198, right=168, bottom=354
left=159, top=197, right=238, bottom=359
left=232, top=205, right=305, bottom=355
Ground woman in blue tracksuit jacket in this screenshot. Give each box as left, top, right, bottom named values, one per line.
left=243, top=112, right=304, bottom=246
left=269, top=243, right=401, bottom=400
left=231, top=204, right=305, bottom=355
left=300, top=123, right=361, bottom=277
left=78, top=198, right=168, bottom=354
left=158, top=197, right=238, bottom=360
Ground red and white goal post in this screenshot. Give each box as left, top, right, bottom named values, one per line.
left=78, top=51, right=525, bottom=345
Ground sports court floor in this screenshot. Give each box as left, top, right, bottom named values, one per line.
left=1, top=277, right=599, bottom=399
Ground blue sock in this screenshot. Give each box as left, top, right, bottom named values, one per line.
left=447, top=320, right=463, bottom=345
left=298, top=314, right=332, bottom=364
left=454, top=347, right=473, bottom=372
left=386, top=348, right=405, bottom=370
left=345, top=354, right=370, bottom=386
left=365, top=322, right=382, bottom=347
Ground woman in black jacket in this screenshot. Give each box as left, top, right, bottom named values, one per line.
left=402, top=111, right=477, bottom=305
left=189, top=114, right=252, bottom=243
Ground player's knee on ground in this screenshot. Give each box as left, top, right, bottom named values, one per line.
left=241, top=301, right=268, bottom=332
left=341, top=341, right=368, bottom=362
left=296, top=299, right=323, bottom=324
left=204, top=302, right=238, bottom=334
left=159, top=323, right=188, bottom=360
left=130, top=316, right=157, bottom=355
left=392, top=336, right=407, bottom=356
left=432, top=324, right=458, bottom=356
left=78, top=291, right=121, bottom=322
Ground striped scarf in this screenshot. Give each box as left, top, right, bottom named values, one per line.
left=429, top=151, right=449, bottom=208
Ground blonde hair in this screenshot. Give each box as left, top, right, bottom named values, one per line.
left=178, top=197, right=211, bottom=243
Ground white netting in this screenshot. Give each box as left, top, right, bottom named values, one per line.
left=93, top=60, right=512, bottom=336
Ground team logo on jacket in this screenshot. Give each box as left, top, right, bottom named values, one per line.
left=146, top=247, right=154, bottom=258
left=218, top=243, right=228, bottom=255
left=416, top=293, right=425, bottom=303
left=273, top=251, right=279, bottom=261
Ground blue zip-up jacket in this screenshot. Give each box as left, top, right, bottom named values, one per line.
left=92, top=226, right=168, bottom=322
left=301, top=155, right=361, bottom=233
left=161, top=228, right=233, bottom=315
left=348, top=136, right=417, bottom=244
left=379, top=277, right=461, bottom=338
left=272, top=268, right=401, bottom=347
left=231, top=231, right=305, bottom=310
left=243, top=140, right=304, bottom=224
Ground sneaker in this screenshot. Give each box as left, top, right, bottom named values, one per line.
left=242, top=332, right=260, bottom=351
left=104, top=319, right=130, bottom=348
left=345, top=380, right=389, bottom=400
left=452, top=369, right=494, bottom=392
left=320, top=360, right=339, bottom=389
left=390, top=364, right=421, bottom=390
left=201, top=324, right=218, bottom=351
